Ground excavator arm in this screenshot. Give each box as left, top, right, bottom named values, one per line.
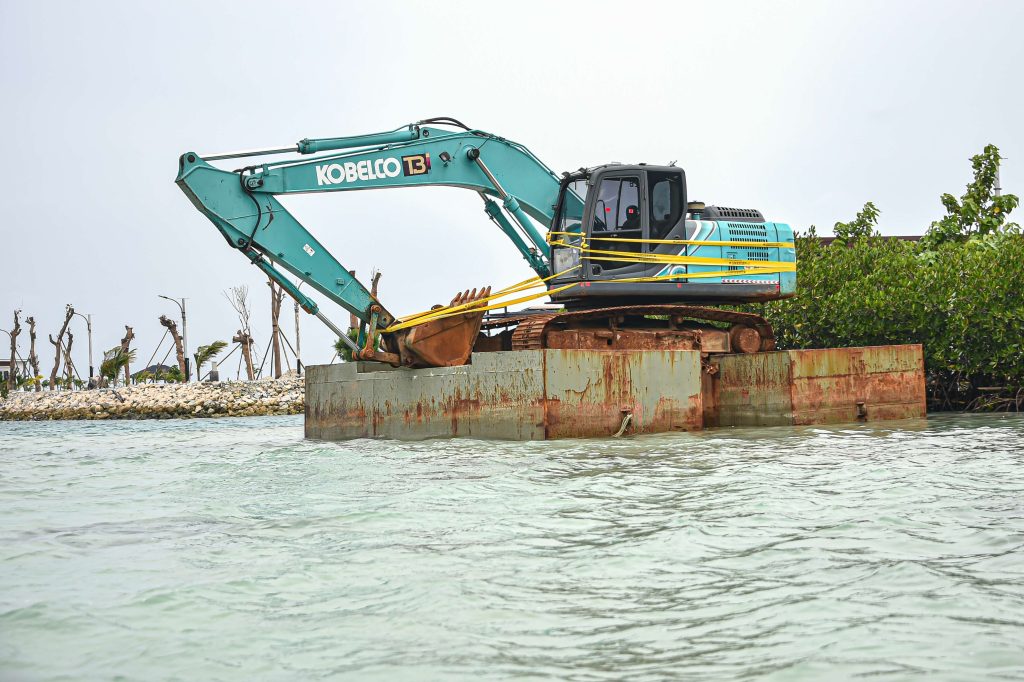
left=175, top=120, right=565, bottom=356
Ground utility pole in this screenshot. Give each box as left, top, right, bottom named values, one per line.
left=294, top=282, right=303, bottom=375
left=159, top=295, right=189, bottom=381
left=71, top=311, right=94, bottom=385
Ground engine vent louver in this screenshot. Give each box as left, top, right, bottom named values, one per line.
left=703, top=206, right=765, bottom=222
left=726, top=222, right=770, bottom=271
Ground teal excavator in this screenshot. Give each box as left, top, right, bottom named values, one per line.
left=176, top=117, right=796, bottom=367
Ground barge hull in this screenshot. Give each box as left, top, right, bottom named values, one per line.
left=305, top=345, right=926, bottom=441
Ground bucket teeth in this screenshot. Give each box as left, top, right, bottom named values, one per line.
left=450, top=286, right=490, bottom=308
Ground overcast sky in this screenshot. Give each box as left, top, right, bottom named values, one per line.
left=2, top=0, right=1022, bottom=374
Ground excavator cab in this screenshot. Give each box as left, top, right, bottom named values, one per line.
left=548, top=165, right=795, bottom=308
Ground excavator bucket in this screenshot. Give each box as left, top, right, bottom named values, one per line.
left=385, top=287, right=492, bottom=368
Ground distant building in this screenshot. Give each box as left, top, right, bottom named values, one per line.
left=817, top=235, right=922, bottom=245
left=0, top=358, right=32, bottom=383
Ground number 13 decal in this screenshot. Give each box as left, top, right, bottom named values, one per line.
left=402, top=154, right=431, bottom=176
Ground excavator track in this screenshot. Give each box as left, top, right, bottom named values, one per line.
left=509, top=305, right=776, bottom=353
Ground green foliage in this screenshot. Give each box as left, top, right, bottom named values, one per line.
left=0, top=382, right=7, bottom=399
left=100, top=347, right=137, bottom=386
left=135, top=371, right=154, bottom=384
left=334, top=329, right=362, bottom=362
left=747, top=232, right=1024, bottom=405
left=923, top=144, right=1020, bottom=248
left=16, top=374, right=42, bottom=391
left=157, top=366, right=184, bottom=383
left=833, top=201, right=880, bottom=242
left=194, top=340, right=228, bottom=379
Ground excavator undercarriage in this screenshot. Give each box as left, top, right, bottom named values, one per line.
left=469, top=304, right=775, bottom=357
left=376, top=301, right=775, bottom=369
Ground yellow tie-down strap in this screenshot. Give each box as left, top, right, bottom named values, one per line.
left=549, top=241, right=798, bottom=269
left=381, top=247, right=795, bottom=334
left=546, top=231, right=796, bottom=249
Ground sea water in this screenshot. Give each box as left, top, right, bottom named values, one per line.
left=1, top=414, right=1022, bottom=680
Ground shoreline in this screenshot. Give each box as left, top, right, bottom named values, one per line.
left=0, top=377, right=304, bottom=420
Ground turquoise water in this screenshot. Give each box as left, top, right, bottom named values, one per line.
left=1, top=414, right=1023, bottom=680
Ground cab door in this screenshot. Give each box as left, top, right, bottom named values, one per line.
left=643, top=169, right=688, bottom=278
left=586, top=171, right=650, bottom=280
left=584, top=168, right=687, bottom=281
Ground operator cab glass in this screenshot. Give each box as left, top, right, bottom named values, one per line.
left=556, top=179, right=587, bottom=234
left=591, top=175, right=643, bottom=267
left=592, top=177, right=640, bottom=233
left=551, top=178, right=588, bottom=277
left=648, top=171, right=684, bottom=240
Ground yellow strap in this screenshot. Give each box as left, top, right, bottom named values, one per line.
left=383, top=281, right=577, bottom=332
left=381, top=263, right=788, bottom=333
left=548, top=241, right=796, bottom=271
left=547, top=231, right=794, bottom=248
left=383, top=237, right=797, bottom=333
left=606, top=266, right=788, bottom=282
left=388, top=266, right=579, bottom=328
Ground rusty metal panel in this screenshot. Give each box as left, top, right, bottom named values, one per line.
left=307, top=352, right=546, bottom=441
left=542, top=350, right=704, bottom=438
left=788, top=345, right=926, bottom=425
left=703, top=352, right=794, bottom=427
left=705, top=344, right=927, bottom=428
left=306, top=350, right=703, bottom=441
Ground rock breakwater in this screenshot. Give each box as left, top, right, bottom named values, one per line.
left=0, top=377, right=304, bottom=420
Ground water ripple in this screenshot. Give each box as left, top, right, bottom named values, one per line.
left=1, top=413, right=1023, bottom=680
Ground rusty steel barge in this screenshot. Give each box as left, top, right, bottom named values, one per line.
left=305, top=343, right=926, bottom=441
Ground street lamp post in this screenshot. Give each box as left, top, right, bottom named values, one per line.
left=159, top=295, right=189, bottom=382
left=294, top=282, right=304, bottom=375
left=71, top=311, right=94, bottom=384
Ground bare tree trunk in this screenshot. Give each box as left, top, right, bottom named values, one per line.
left=48, top=336, right=62, bottom=390
left=159, top=315, right=186, bottom=377
left=27, top=316, right=40, bottom=392
left=366, top=270, right=382, bottom=352
left=348, top=270, right=358, bottom=332
left=49, top=305, right=74, bottom=390
left=268, top=280, right=284, bottom=379
left=120, top=325, right=135, bottom=384
left=64, top=331, right=74, bottom=387
left=224, top=286, right=255, bottom=381
left=370, top=270, right=382, bottom=300
left=233, top=331, right=255, bottom=380
left=8, top=310, right=21, bottom=392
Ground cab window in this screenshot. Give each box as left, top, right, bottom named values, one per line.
left=648, top=171, right=683, bottom=240
left=592, top=177, right=641, bottom=232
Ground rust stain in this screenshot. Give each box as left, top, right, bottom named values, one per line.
left=788, top=346, right=926, bottom=426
